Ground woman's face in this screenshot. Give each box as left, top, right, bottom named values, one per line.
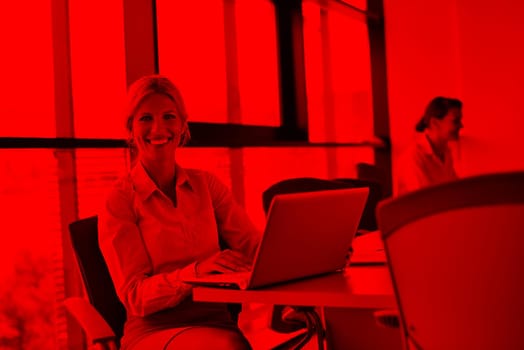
left=131, top=93, right=185, bottom=163
left=434, top=107, right=463, bottom=141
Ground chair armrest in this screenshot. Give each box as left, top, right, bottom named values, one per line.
left=63, top=297, right=117, bottom=348
left=270, top=305, right=307, bottom=333
left=373, top=308, right=400, bottom=328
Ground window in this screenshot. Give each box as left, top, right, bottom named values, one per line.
left=175, top=144, right=375, bottom=232
left=0, top=150, right=60, bottom=348
left=0, top=1, right=390, bottom=348
left=235, top=0, right=281, bottom=126
left=0, top=1, right=55, bottom=137
left=242, top=146, right=374, bottom=229
left=69, top=0, right=127, bottom=139
left=76, top=149, right=129, bottom=217
left=157, top=0, right=280, bottom=126
left=303, top=0, right=375, bottom=143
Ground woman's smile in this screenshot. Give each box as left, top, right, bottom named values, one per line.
left=147, top=136, right=173, bottom=145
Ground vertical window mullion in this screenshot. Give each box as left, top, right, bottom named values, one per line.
left=223, top=0, right=246, bottom=206
left=274, top=0, right=309, bottom=140
left=223, top=0, right=242, bottom=124
left=50, top=0, right=83, bottom=349
left=367, top=0, right=392, bottom=196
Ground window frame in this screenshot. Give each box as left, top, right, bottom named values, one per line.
left=1, top=0, right=390, bottom=149
left=0, top=2, right=391, bottom=347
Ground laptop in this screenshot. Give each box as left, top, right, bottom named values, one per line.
left=182, top=187, right=369, bottom=290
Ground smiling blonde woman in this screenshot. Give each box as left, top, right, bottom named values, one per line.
left=99, top=75, right=261, bottom=350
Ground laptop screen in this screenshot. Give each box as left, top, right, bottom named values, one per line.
left=248, top=187, right=369, bottom=289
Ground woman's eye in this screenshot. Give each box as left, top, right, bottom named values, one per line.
left=139, top=115, right=152, bottom=122
left=164, top=113, right=177, bottom=120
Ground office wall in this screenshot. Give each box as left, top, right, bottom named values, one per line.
left=384, top=0, right=524, bottom=188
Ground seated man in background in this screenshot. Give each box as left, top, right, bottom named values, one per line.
left=396, top=96, right=463, bottom=195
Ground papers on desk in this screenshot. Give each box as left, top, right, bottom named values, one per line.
left=350, top=231, right=387, bottom=265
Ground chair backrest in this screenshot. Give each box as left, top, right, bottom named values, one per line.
left=263, top=177, right=381, bottom=231
left=357, top=162, right=391, bottom=198
left=377, top=171, right=524, bottom=350
left=335, top=178, right=383, bottom=231
left=69, top=216, right=126, bottom=346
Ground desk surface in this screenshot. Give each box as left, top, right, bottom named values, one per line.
left=193, top=266, right=395, bottom=309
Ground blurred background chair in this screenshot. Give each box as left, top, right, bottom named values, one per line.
left=377, top=171, right=524, bottom=350
left=262, top=177, right=381, bottom=348
left=335, top=178, right=384, bottom=232
left=64, top=216, right=126, bottom=349
left=356, top=162, right=391, bottom=198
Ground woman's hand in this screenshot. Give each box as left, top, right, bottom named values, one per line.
left=195, top=249, right=252, bottom=277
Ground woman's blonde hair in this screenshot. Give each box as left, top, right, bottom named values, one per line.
left=125, top=75, right=191, bottom=147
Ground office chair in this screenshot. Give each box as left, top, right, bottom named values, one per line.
left=334, top=178, right=383, bottom=231
left=262, top=177, right=379, bottom=349
left=64, top=216, right=242, bottom=349
left=64, top=216, right=125, bottom=349
left=356, top=162, right=391, bottom=198
left=377, top=171, right=524, bottom=350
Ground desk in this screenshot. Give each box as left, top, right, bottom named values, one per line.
left=192, top=235, right=396, bottom=349
left=193, top=266, right=395, bottom=309
left=194, top=231, right=393, bottom=308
